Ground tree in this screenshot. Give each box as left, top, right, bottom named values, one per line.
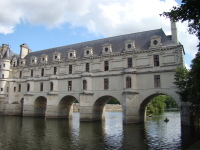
left=162, top=0, right=200, bottom=48
left=147, top=96, right=166, bottom=114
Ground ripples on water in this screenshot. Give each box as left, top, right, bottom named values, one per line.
left=0, top=111, right=199, bottom=150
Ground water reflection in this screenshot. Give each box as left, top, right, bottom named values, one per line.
left=0, top=111, right=199, bottom=150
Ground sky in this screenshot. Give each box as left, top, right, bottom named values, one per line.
left=0, top=0, right=198, bottom=68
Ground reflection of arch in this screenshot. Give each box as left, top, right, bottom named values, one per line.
left=139, top=92, right=179, bottom=122
left=34, top=96, right=47, bottom=117
left=92, top=95, right=121, bottom=121
left=58, top=95, right=78, bottom=118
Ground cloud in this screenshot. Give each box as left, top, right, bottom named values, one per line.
left=0, top=0, right=198, bottom=60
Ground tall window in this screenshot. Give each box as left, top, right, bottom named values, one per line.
left=154, top=55, right=159, bottom=67
left=41, top=68, right=44, bottom=76
left=19, top=71, right=22, bottom=78
left=126, top=77, right=132, bottom=88
left=2, top=74, right=4, bottom=78
left=31, top=70, right=33, bottom=77
left=14, top=87, right=16, bottom=92
left=69, top=65, right=72, bottom=74
left=104, top=78, right=109, bottom=89
left=104, top=61, right=109, bottom=71
left=54, top=67, right=57, bottom=75
left=27, top=83, right=30, bottom=91
left=154, top=75, right=161, bottom=87
left=50, top=82, right=53, bottom=91
left=83, top=80, right=87, bottom=90
left=86, top=63, right=89, bottom=72
left=7, top=87, right=9, bottom=92
left=127, top=58, right=132, bottom=68
left=68, top=81, right=72, bottom=91
left=1, top=88, right=3, bottom=91
left=18, top=84, right=21, bottom=92
left=40, top=83, right=43, bottom=91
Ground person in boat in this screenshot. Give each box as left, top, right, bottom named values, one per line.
left=164, top=117, right=169, bottom=122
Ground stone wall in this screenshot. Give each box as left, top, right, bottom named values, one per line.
left=73, top=104, right=122, bottom=112
left=2, top=104, right=22, bottom=116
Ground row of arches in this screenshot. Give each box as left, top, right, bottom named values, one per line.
left=20, top=92, right=179, bottom=123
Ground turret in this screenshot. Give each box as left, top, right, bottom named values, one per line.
left=0, top=48, right=11, bottom=98
left=171, top=20, right=178, bottom=44
left=0, top=44, right=9, bottom=56
left=20, top=43, right=31, bottom=59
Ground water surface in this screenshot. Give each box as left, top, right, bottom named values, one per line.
left=0, top=111, right=199, bottom=150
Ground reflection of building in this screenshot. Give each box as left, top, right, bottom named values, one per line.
left=0, top=21, right=184, bottom=123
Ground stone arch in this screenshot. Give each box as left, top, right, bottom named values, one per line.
left=92, top=95, right=121, bottom=121
left=58, top=95, right=78, bottom=118
left=138, top=91, right=179, bottom=122
left=34, top=96, right=47, bottom=117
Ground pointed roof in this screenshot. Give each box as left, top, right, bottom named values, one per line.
left=2, top=49, right=10, bottom=60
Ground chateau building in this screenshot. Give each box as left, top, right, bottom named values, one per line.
left=0, top=22, right=184, bottom=123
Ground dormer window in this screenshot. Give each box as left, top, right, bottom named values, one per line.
left=84, top=46, right=93, bottom=57
left=68, top=49, right=76, bottom=59
left=124, top=40, right=135, bottom=52
left=19, top=59, right=25, bottom=67
left=12, top=57, right=17, bottom=67
left=150, top=35, right=162, bottom=49
left=102, top=43, right=112, bottom=55
left=41, top=54, right=48, bottom=63
left=53, top=52, right=60, bottom=61
left=30, top=56, right=37, bottom=65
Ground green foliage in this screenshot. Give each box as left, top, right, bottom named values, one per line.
left=165, top=96, right=178, bottom=108
left=147, top=96, right=166, bottom=114
left=107, top=97, right=120, bottom=104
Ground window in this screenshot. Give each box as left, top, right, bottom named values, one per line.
left=50, top=82, right=53, bottom=91
left=55, top=55, right=57, bottom=59
left=154, top=55, right=159, bottom=67
left=127, top=58, right=132, bottom=68
left=154, top=75, right=161, bottom=88
left=40, top=83, right=43, bottom=91
left=19, top=71, right=22, bottom=78
left=86, top=63, right=89, bottom=72
left=27, top=83, right=30, bottom=92
left=2, top=74, right=4, bottom=78
left=69, top=65, right=72, bottom=74
left=68, top=81, right=72, bottom=91
left=3, top=64, right=5, bottom=67
left=54, top=67, right=57, bottom=75
left=13, top=62, right=16, bottom=67
left=104, top=61, right=109, bottom=71
left=18, top=84, right=21, bottom=92
left=7, top=87, right=9, bottom=92
left=31, top=70, right=33, bottom=77
left=126, top=77, right=132, bottom=88
left=104, top=78, right=109, bottom=89
left=83, top=80, right=87, bottom=90
left=14, top=87, right=16, bottom=92
left=41, top=68, right=44, bottom=77
left=1, top=88, right=3, bottom=91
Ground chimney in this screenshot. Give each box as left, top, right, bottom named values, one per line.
left=171, top=20, right=178, bottom=44
left=20, top=43, right=30, bottom=59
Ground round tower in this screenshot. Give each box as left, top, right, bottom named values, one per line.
left=0, top=49, right=11, bottom=102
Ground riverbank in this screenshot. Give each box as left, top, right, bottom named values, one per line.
left=73, top=104, right=122, bottom=112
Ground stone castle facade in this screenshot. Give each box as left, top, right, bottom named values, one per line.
left=0, top=22, right=184, bottom=123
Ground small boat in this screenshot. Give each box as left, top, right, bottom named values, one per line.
left=149, top=114, right=153, bottom=117
left=164, top=118, right=169, bottom=122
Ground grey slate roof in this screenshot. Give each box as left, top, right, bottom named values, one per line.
left=24, top=28, right=177, bottom=64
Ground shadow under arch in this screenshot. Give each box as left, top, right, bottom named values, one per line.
left=92, top=95, right=121, bottom=121
left=58, top=95, right=78, bottom=119
left=139, top=92, right=179, bottom=122
left=34, top=96, right=47, bottom=117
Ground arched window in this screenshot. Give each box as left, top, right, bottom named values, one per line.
left=50, top=82, right=53, bottom=91
left=126, top=77, right=131, bottom=88
left=83, top=80, right=87, bottom=90
left=27, top=83, right=30, bottom=91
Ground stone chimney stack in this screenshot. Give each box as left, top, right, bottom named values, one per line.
left=171, top=20, right=178, bottom=44
left=20, top=43, right=30, bottom=59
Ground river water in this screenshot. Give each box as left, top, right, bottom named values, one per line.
left=0, top=110, right=199, bottom=150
